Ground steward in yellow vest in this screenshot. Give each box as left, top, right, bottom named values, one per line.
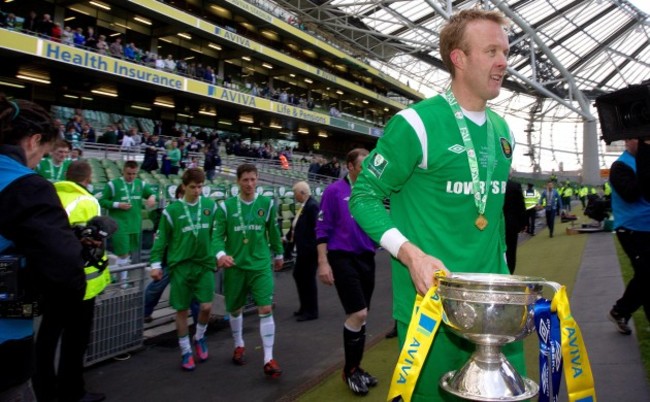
left=39, top=161, right=109, bottom=401
left=55, top=173, right=110, bottom=300
left=523, top=183, right=540, bottom=235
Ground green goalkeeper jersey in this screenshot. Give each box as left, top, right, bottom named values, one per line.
left=350, top=94, right=514, bottom=323
left=212, top=194, right=283, bottom=271
left=150, top=196, right=217, bottom=270
left=99, top=177, right=154, bottom=234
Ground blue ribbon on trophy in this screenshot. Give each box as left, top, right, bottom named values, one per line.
left=534, top=299, right=563, bottom=402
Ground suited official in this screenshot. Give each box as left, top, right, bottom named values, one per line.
left=289, top=181, right=320, bottom=321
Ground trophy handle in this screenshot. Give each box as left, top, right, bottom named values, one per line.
left=544, top=281, right=563, bottom=294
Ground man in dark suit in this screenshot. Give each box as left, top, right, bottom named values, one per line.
left=288, top=181, right=320, bottom=321
left=503, top=179, right=527, bottom=274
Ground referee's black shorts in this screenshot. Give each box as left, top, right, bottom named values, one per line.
left=327, top=250, right=376, bottom=315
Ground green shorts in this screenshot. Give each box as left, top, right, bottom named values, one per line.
left=169, top=262, right=215, bottom=311
left=396, top=321, right=526, bottom=401
left=223, top=267, right=274, bottom=312
left=110, top=232, right=141, bottom=256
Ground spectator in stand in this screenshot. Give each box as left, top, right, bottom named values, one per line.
left=164, top=55, right=176, bottom=72
left=62, top=26, right=74, bottom=45
left=98, top=124, right=117, bottom=145
left=24, top=10, right=38, bottom=33
left=308, top=156, right=322, bottom=181
left=81, top=123, right=96, bottom=143
left=51, top=22, right=62, bottom=42
left=85, top=27, right=97, bottom=49
left=4, top=13, right=18, bottom=30
left=176, top=59, right=187, bottom=75
left=195, top=63, right=206, bottom=80
left=204, top=67, right=215, bottom=84
left=187, top=136, right=202, bottom=153
left=166, top=140, right=181, bottom=176
left=73, top=28, right=85, bottom=48
left=155, top=55, right=165, bottom=70
left=329, top=105, right=341, bottom=117
left=69, top=148, right=83, bottom=162
left=37, top=14, right=54, bottom=38
left=124, top=43, right=136, bottom=61
left=96, top=35, right=108, bottom=54
left=307, top=98, right=315, bottom=110
left=129, top=127, right=141, bottom=148
left=186, top=62, right=196, bottom=77
left=64, top=126, right=81, bottom=149
left=280, top=90, right=288, bottom=103
left=109, top=37, right=123, bottom=58
left=120, top=131, right=135, bottom=154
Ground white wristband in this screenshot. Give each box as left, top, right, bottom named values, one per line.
left=380, top=228, right=409, bottom=258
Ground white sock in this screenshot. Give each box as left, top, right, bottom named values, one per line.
left=195, top=322, right=207, bottom=341
left=259, top=313, right=275, bottom=364
left=229, top=313, right=244, bottom=348
left=178, top=335, right=191, bottom=355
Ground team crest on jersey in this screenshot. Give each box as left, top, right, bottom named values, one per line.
left=203, top=208, right=211, bottom=216
left=257, top=208, right=265, bottom=217
left=500, top=137, right=513, bottom=159
left=367, top=153, right=388, bottom=179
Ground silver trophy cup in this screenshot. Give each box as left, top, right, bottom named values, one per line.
left=437, top=273, right=550, bottom=401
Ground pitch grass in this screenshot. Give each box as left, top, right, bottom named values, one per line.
left=615, top=238, right=650, bottom=383
left=297, top=218, right=590, bottom=402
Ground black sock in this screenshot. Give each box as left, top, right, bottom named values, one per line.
left=343, top=325, right=366, bottom=375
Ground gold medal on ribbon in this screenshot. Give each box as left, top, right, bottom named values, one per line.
left=243, top=238, right=249, bottom=244
left=475, top=214, right=488, bottom=231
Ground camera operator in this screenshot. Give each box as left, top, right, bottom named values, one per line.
left=0, top=95, right=86, bottom=401
left=34, top=161, right=113, bottom=402
left=608, top=139, right=650, bottom=335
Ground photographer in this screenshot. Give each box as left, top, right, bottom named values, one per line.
left=608, top=139, right=650, bottom=335
left=0, top=95, right=86, bottom=401
left=34, top=161, right=113, bottom=402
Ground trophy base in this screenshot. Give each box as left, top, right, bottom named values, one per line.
left=440, top=370, right=539, bottom=402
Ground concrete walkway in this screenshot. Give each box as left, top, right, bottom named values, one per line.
left=566, top=231, right=650, bottom=402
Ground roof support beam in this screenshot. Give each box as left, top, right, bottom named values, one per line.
left=490, top=0, right=594, bottom=121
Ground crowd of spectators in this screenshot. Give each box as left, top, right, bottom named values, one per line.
left=0, top=8, right=388, bottom=127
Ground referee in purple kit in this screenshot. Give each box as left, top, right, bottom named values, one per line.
left=316, top=148, right=378, bottom=396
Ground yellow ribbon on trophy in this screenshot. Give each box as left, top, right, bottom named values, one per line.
left=551, top=286, right=597, bottom=402
left=387, top=273, right=446, bottom=402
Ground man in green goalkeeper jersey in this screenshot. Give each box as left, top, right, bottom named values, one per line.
left=149, top=168, right=217, bottom=371
left=350, top=9, right=524, bottom=401
left=213, top=163, right=284, bottom=378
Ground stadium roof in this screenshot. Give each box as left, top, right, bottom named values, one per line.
left=273, top=0, right=650, bottom=120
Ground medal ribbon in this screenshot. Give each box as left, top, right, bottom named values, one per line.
left=182, top=197, right=202, bottom=237
left=443, top=89, right=496, bottom=223
left=236, top=195, right=257, bottom=242
left=534, top=299, right=563, bottom=402
left=551, top=286, right=597, bottom=402
left=387, top=273, right=446, bottom=402
left=49, top=159, right=64, bottom=182
left=121, top=177, right=136, bottom=203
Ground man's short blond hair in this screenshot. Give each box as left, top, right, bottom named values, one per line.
left=440, top=9, right=509, bottom=78
left=293, top=181, right=311, bottom=196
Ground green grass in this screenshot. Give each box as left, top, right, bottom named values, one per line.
left=615, top=238, right=650, bottom=383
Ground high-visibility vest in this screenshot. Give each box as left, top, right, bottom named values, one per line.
left=564, top=186, right=574, bottom=197
left=604, top=182, right=612, bottom=196
left=523, top=188, right=540, bottom=210
left=55, top=180, right=110, bottom=300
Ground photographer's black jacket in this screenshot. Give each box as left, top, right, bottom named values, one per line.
left=0, top=145, right=86, bottom=390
